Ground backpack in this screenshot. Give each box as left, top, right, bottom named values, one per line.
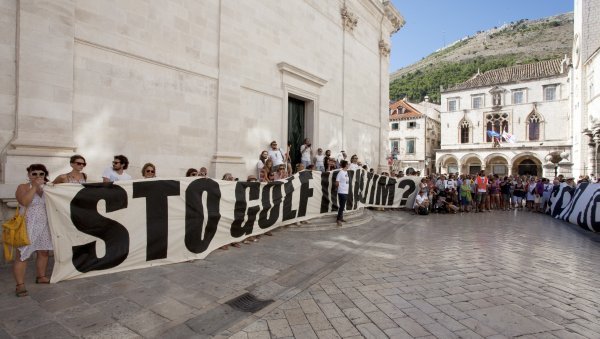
left=2, top=206, right=29, bottom=261
left=418, top=206, right=429, bottom=215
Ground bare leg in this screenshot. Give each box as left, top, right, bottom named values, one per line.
left=35, top=250, right=50, bottom=281
left=13, top=255, right=28, bottom=296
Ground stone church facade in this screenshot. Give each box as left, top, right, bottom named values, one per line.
left=0, top=1, right=404, bottom=207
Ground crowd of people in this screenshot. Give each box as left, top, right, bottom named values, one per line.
left=412, top=170, right=594, bottom=215
left=11, top=141, right=595, bottom=297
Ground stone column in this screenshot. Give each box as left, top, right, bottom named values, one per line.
left=209, top=1, right=245, bottom=178
left=557, top=151, right=573, bottom=177
left=3, top=1, right=76, bottom=184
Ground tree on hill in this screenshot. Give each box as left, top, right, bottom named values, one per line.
left=389, top=55, right=555, bottom=104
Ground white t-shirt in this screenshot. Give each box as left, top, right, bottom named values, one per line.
left=268, top=148, right=285, bottom=167
left=348, top=163, right=360, bottom=171
left=314, top=154, right=325, bottom=168
left=256, top=160, right=265, bottom=177
left=300, top=145, right=312, bottom=162
left=336, top=170, right=349, bottom=194
left=445, top=179, right=456, bottom=190
left=414, top=193, right=428, bottom=207
left=102, top=167, right=132, bottom=182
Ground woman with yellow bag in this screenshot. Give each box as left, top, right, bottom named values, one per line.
left=13, top=164, right=53, bottom=297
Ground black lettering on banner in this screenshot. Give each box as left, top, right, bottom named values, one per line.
left=282, top=177, right=297, bottom=221
left=353, top=170, right=364, bottom=209
left=258, top=182, right=283, bottom=228
left=362, top=172, right=373, bottom=204
left=320, top=171, right=330, bottom=213
left=297, top=171, right=314, bottom=217
left=331, top=170, right=340, bottom=211
left=384, top=177, right=397, bottom=206
left=231, top=182, right=260, bottom=237
left=347, top=170, right=355, bottom=211
left=585, top=190, right=600, bottom=232
left=132, top=180, right=180, bottom=261
left=375, top=175, right=388, bottom=205
left=551, top=185, right=574, bottom=218
left=70, top=183, right=129, bottom=272
left=397, top=179, right=417, bottom=208
left=185, top=179, right=222, bottom=253
left=369, top=174, right=379, bottom=205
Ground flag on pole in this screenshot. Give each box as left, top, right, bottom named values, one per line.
left=502, top=131, right=517, bottom=143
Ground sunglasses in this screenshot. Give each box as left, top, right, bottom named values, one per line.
left=112, top=161, right=121, bottom=165
left=30, top=171, right=45, bottom=177
left=145, top=170, right=155, bottom=173
left=190, top=173, right=198, bottom=176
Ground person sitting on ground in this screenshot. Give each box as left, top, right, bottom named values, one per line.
left=414, top=189, right=430, bottom=215
left=295, top=163, right=305, bottom=173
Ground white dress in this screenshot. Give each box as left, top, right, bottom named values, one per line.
left=18, top=190, right=53, bottom=260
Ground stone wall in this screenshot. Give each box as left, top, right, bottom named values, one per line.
left=0, top=0, right=403, bottom=211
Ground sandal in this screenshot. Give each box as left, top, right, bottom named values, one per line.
left=265, top=231, right=273, bottom=236
left=231, top=242, right=241, bottom=248
left=35, top=276, right=50, bottom=284
left=15, top=283, right=28, bottom=297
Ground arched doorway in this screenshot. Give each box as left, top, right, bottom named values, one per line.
left=517, top=159, right=538, bottom=176
left=486, top=155, right=509, bottom=176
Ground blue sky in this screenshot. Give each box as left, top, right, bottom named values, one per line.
left=389, top=0, right=574, bottom=72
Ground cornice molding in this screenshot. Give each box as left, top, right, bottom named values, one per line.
left=277, top=62, right=327, bottom=87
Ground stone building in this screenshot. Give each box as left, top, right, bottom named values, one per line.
left=0, top=1, right=404, bottom=209
left=572, top=0, right=600, bottom=177
left=388, top=98, right=441, bottom=175
left=436, top=58, right=572, bottom=177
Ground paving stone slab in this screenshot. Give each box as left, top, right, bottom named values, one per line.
left=467, top=304, right=562, bottom=337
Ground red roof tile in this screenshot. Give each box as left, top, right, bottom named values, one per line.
left=389, top=99, right=424, bottom=121
left=444, top=58, right=567, bottom=92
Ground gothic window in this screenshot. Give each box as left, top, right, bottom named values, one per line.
left=460, top=119, right=470, bottom=144
left=527, top=112, right=541, bottom=141
left=485, top=112, right=509, bottom=142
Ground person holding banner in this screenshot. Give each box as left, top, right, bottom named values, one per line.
left=102, top=155, right=132, bottom=182
left=141, top=163, right=156, bottom=179
left=13, top=164, right=54, bottom=297
left=52, top=155, right=87, bottom=184
left=335, top=160, right=349, bottom=226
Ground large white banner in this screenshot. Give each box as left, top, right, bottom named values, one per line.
left=547, top=182, right=600, bottom=232
left=44, top=170, right=420, bottom=282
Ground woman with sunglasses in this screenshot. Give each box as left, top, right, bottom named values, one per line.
left=260, top=158, right=274, bottom=182
left=141, top=163, right=156, bottom=179
left=274, top=164, right=288, bottom=180
left=13, top=164, right=54, bottom=296
left=52, top=155, right=87, bottom=184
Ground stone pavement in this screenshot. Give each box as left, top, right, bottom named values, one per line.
left=1, top=209, right=600, bottom=338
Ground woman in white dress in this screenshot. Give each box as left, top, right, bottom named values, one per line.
left=14, top=164, right=53, bottom=297
left=53, top=154, right=87, bottom=184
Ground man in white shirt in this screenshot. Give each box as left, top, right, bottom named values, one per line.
left=414, top=189, right=430, bottom=214
left=267, top=140, right=286, bottom=168
left=300, top=138, right=313, bottom=168
left=102, top=155, right=132, bottom=182
left=336, top=150, right=347, bottom=169
left=335, top=160, right=349, bottom=226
